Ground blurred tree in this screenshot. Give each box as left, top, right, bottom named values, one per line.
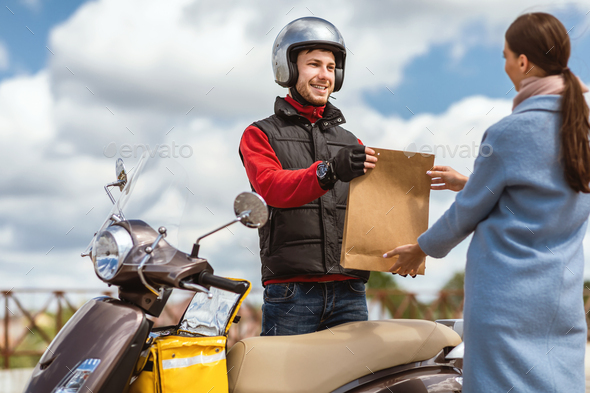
left=367, top=271, right=400, bottom=289
left=432, top=271, right=465, bottom=319
left=442, top=272, right=464, bottom=290
left=366, top=272, right=426, bottom=319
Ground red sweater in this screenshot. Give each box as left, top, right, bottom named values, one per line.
left=240, top=96, right=361, bottom=285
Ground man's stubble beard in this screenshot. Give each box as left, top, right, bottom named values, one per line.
left=294, top=79, right=333, bottom=106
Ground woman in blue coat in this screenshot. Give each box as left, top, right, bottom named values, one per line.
left=384, top=13, right=590, bottom=392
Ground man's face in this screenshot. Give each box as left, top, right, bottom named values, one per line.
left=294, top=49, right=336, bottom=106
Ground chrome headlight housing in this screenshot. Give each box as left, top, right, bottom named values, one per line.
left=92, top=225, right=133, bottom=280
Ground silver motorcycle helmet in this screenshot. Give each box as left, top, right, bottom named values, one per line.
left=272, top=17, right=346, bottom=92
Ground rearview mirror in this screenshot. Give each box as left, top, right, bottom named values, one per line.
left=105, top=158, right=128, bottom=205
left=116, top=158, right=127, bottom=191
left=234, top=192, right=268, bottom=228
left=190, top=192, right=268, bottom=258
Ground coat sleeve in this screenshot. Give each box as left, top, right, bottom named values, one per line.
left=418, top=123, right=509, bottom=258
left=239, top=125, right=328, bottom=208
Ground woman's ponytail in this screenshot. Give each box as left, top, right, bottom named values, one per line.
left=560, top=68, right=590, bottom=193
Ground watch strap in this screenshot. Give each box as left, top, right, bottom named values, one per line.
left=317, top=161, right=337, bottom=190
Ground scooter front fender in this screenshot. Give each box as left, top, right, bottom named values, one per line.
left=24, top=297, right=150, bottom=393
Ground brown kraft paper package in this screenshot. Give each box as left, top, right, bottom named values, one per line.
left=340, top=147, right=434, bottom=274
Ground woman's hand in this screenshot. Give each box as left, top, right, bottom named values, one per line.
left=383, top=243, right=426, bottom=276
left=427, top=165, right=468, bottom=192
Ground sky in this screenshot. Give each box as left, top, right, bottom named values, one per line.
left=1, top=0, right=590, bottom=299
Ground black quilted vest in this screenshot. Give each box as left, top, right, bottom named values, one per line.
left=241, top=97, right=370, bottom=284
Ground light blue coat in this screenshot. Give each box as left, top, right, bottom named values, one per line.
left=419, top=95, right=590, bottom=393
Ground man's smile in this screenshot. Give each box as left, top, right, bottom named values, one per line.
left=310, top=83, right=330, bottom=95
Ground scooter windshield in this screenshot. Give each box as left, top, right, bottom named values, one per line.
left=179, top=287, right=241, bottom=337
left=83, top=151, right=191, bottom=262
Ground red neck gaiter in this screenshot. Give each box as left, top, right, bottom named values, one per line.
left=285, top=95, right=325, bottom=124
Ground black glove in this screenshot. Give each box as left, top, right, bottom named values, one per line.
left=329, top=144, right=367, bottom=182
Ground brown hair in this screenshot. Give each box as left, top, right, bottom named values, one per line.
left=506, top=12, right=590, bottom=193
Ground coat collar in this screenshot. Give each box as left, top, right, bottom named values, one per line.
left=512, top=95, right=561, bottom=115
left=274, top=96, right=346, bottom=131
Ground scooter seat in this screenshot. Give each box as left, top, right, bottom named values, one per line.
left=227, top=319, right=461, bottom=393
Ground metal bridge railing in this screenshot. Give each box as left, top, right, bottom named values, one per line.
left=1, top=289, right=115, bottom=369
left=3, top=288, right=589, bottom=369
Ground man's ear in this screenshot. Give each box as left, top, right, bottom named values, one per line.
left=287, top=62, right=299, bottom=87
left=287, top=52, right=300, bottom=87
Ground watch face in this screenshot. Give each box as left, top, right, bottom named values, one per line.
left=317, top=163, right=328, bottom=178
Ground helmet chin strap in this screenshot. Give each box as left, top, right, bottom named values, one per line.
left=289, top=85, right=323, bottom=107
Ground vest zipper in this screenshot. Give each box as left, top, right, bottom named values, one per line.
left=310, top=123, right=329, bottom=273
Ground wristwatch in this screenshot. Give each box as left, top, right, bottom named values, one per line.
left=316, top=161, right=337, bottom=190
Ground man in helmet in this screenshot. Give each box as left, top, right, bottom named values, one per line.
left=239, top=17, right=378, bottom=336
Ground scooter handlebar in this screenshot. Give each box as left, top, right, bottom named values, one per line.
left=198, top=271, right=249, bottom=295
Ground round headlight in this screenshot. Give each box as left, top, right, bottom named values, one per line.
left=92, top=225, right=133, bottom=280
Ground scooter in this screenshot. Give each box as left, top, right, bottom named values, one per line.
left=24, top=153, right=465, bottom=393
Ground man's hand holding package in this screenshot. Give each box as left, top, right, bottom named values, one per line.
left=331, top=145, right=377, bottom=181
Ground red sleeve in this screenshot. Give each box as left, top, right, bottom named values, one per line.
left=239, top=126, right=328, bottom=208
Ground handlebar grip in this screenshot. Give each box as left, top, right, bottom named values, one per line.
left=198, top=271, right=249, bottom=294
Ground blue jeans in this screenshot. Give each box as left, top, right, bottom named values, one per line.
left=261, top=280, right=368, bottom=336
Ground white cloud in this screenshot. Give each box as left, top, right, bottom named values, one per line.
left=0, top=72, right=53, bottom=143
left=44, top=0, right=590, bottom=128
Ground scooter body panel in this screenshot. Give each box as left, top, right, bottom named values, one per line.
left=333, top=365, right=462, bottom=393
left=24, top=297, right=149, bottom=393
